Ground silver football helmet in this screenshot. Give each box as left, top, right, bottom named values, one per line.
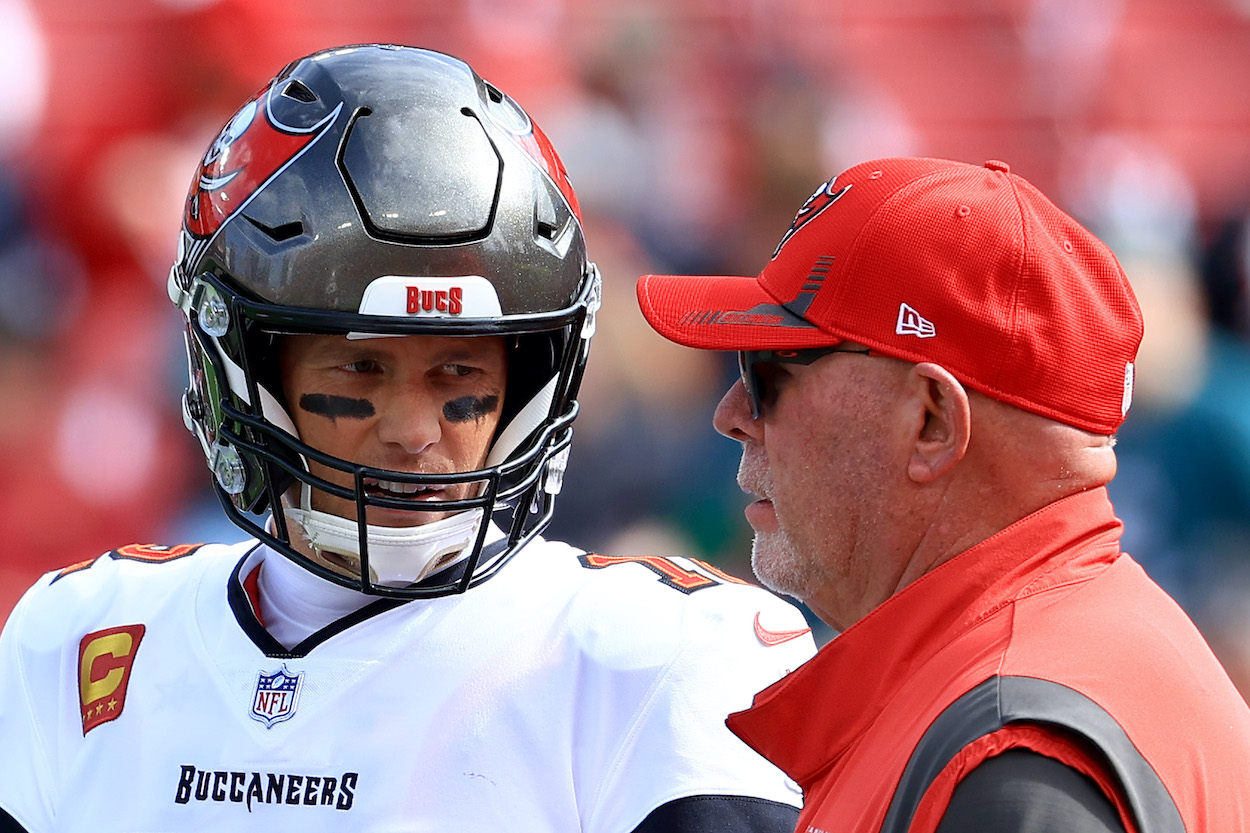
left=168, top=44, right=600, bottom=597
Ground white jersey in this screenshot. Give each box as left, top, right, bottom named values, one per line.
left=0, top=534, right=815, bottom=832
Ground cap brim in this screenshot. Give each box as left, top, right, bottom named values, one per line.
left=636, top=273, right=838, bottom=350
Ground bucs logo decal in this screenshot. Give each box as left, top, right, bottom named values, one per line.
left=483, top=94, right=582, bottom=222
left=184, top=86, right=342, bottom=239
left=772, top=175, right=852, bottom=259
left=506, top=119, right=582, bottom=221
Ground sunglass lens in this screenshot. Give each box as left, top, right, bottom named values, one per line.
left=737, top=351, right=763, bottom=419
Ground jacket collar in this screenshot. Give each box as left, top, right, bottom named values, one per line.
left=727, top=486, right=1124, bottom=785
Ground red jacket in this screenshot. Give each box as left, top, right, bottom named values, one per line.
left=728, top=488, right=1250, bottom=833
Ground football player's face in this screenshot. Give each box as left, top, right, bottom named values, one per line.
left=280, top=333, right=507, bottom=530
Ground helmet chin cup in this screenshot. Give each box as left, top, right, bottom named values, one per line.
left=169, top=45, right=595, bottom=598
left=285, top=485, right=487, bottom=588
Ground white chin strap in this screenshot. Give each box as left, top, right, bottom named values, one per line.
left=285, top=482, right=484, bottom=588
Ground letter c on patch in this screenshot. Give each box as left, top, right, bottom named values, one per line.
left=78, top=624, right=146, bottom=734
left=80, top=632, right=134, bottom=703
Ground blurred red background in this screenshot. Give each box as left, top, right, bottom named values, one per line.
left=5, top=0, right=1250, bottom=691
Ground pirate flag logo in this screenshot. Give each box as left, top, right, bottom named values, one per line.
left=184, top=81, right=342, bottom=240
left=772, top=175, right=853, bottom=259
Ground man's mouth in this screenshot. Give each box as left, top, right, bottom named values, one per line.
left=364, top=478, right=447, bottom=500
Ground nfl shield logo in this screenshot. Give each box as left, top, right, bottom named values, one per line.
left=250, top=664, right=303, bottom=728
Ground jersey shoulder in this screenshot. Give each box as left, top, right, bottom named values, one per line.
left=523, top=538, right=817, bottom=669
left=557, top=541, right=806, bottom=616
left=4, top=540, right=250, bottom=649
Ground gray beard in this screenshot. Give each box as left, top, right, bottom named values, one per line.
left=750, top=529, right=816, bottom=603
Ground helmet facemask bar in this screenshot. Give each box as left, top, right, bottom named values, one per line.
left=179, top=266, right=595, bottom=598
left=222, top=388, right=579, bottom=597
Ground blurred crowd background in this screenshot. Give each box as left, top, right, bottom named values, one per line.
left=4, top=0, right=1250, bottom=695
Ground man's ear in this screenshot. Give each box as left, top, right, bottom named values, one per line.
left=906, top=362, right=971, bottom=484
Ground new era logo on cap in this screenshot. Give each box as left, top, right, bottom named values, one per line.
left=896, top=304, right=936, bottom=338
left=636, top=157, right=1144, bottom=434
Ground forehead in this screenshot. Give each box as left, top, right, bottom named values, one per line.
left=281, top=332, right=506, bottom=365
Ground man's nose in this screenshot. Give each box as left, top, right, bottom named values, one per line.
left=713, top=378, right=760, bottom=442
left=375, top=384, right=442, bottom=455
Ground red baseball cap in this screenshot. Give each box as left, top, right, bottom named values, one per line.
left=636, top=157, right=1143, bottom=434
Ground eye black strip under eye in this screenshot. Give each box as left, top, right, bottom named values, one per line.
left=299, top=393, right=376, bottom=420
left=443, top=394, right=500, bottom=423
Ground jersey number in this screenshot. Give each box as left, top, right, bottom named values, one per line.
left=54, top=543, right=204, bottom=582
left=578, top=554, right=748, bottom=594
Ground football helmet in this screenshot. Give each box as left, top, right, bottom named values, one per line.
left=168, top=44, right=600, bottom=598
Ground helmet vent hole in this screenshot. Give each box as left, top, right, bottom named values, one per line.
left=485, top=83, right=505, bottom=103
left=245, top=215, right=305, bottom=242
left=281, top=80, right=318, bottom=103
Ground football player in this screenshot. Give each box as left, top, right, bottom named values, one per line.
left=0, top=44, right=814, bottom=831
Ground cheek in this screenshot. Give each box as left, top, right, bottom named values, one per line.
left=289, top=400, right=370, bottom=461
left=443, top=394, right=500, bottom=423
left=772, top=438, right=841, bottom=531
left=764, top=422, right=828, bottom=521
left=299, top=393, right=376, bottom=421
left=442, top=394, right=504, bottom=464
left=290, top=389, right=376, bottom=443
left=770, top=410, right=891, bottom=531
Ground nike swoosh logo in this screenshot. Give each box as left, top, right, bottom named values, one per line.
left=754, top=612, right=812, bottom=646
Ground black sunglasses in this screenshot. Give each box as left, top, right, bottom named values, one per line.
left=737, top=346, right=874, bottom=419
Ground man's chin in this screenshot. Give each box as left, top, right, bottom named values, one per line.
left=750, top=534, right=811, bottom=601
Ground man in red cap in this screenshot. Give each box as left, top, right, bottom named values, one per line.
left=636, top=157, right=1250, bottom=832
